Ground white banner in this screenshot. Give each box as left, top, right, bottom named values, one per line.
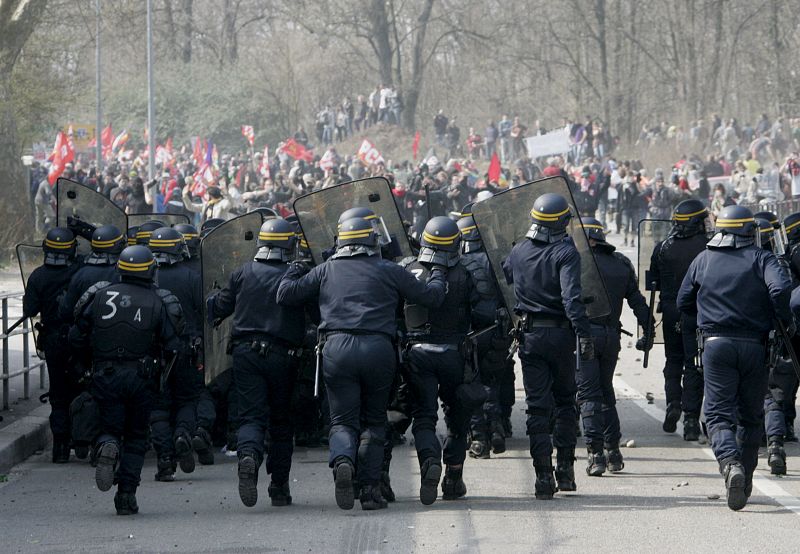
left=525, top=128, right=572, bottom=159
left=356, top=139, right=385, bottom=166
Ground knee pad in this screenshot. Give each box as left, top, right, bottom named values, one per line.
left=360, top=425, right=387, bottom=447
left=579, top=400, right=603, bottom=418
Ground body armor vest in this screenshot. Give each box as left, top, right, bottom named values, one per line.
left=403, top=258, right=470, bottom=339
left=91, top=282, right=162, bottom=361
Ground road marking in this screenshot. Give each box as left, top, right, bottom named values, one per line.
left=614, top=375, right=800, bottom=516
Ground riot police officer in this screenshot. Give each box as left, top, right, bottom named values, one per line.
left=778, top=211, right=800, bottom=442
left=677, top=205, right=793, bottom=511
left=277, top=216, right=447, bottom=511
left=69, top=246, right=183, bottom=515
left=135, top=220, right=165, bottom=246
left=174, top=223, right=201, bottom=274
left=502, top=193, right=593, bottom=498
left=207, top=219, right=307, bottom=508
left=401, top=216, right=480, bottom=504
left=59, top=224, right=126, bottom=323
left=648, top=199, right=709, bottom=440
left=148, top=227, right=204, bottom=480
left=22, top=228, right=80, bottom=462
left=580, top=218, right=651, bottom=474
left=457, top=210, right=511, bottom=459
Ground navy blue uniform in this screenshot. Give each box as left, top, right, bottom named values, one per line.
left=70, top=281, right=182, bottom=492
left=209, top=260, right=307, bottom=485
left=59, top=263, right=118, bottom=323
left=650, top=232, right=707, bottom=417
left=23, top=262, right=80, bottom=448
left=586, top=247, right=650, bottom=448
left=149, top=262, right=203, bottom=468
left=277, top=255, right=446, bottom=486
left=678, top=245, right=791, bottom=478
left=502, top=236, right=590, bottom=465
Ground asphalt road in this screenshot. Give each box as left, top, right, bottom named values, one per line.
left=3, top=240, right=800, bottom=553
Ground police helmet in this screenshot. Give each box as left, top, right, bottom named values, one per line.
left=580, top=217, right=607, bottom=243
left=755, top=218, right=775, bottom=251
left=149, top=227, right=186, bottom=264
left=91, top=225, right=126, bottom=254
left=457, top=214, right=480, bottom=242
left=251, top=207, right=279, bottom=220
left=475, top=190, right=494, bottom=202
left=714, top=205, right=756, bottom=237
left=286, top=215, right=312, bottom=261
left=255, top=218, right=296, bottom=262
left=418, top=216, right=461, bottom=268
left=200, top=218, right=225, bottom=238
left=672, top=199, right=709, bottom=235
left=136, top=220, right=164, bottom=246
left=784, top=212, right=800, bottom=244
left=173, top=223, right=200, bottom=256
left=117, top=245, right=157, bottom=282
left=42, top=227, right=76, bottom=265
left=126, top=226, right=139, bottom=247
left=338, top=207, right=391, bottom=246
left=753, top=210, right=780, bottom=230
left=530, top=193, right=572, bottom=230
left=337, top=217, right=377, bottom=248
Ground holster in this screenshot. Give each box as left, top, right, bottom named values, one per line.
left=695, top=329, right=705, bottom=374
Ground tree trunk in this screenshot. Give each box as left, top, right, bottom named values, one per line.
left=401, top=0, right=435, bottom=130
left=182, top=0, right=193, bottom=63
left=368, top=0, right=394, bottom=85
left=594, top=0, right=610, bottom=125
left=702, top=0, right=724, bottom=117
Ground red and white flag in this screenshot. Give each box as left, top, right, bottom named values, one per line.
left=319, top=148, right=337, bottom=171
left=47, top=131, right=75, bottom=185
left=259, top=145, right=270, bottom=178
left=241, top=125, right=255, bottom=146
left=356, top=139, right=384, bottom=166
left=111, top=129, right=129, bottom=153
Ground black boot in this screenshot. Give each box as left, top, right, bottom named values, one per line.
left=555, top=448, right=576, bottom=491
left=491, top=421, right=506, bottom=454
left=191, top=427, right=214, bottom=465
left=380, top=470, right=396, bottom=502
left=155, top=456, right=176, bottom=482
left=768, top=439, right=787, bottom=476
left=785, top=422, right=798, bottom=442
left=419, top=457, right=442, bottom=505
left=360, top=484, right=388, bottom=510
left=606, top=444, right=625, bottom=472
left=333, top=456, right=355, bottom=510
left=95, top=441, right=119, bottom=492
left=174, top=434, right=196, bottom=474
left=114, top=489, right=139, bottom=516
left=268, top=481, right=292, bottom=506
left=74, top=442, right=89, bottom=460
left=52, top=438, right=70, bottom=464
left=663, top=402, right=681, bottom=433
left=683, top=415, right=700, bottom=441
left=237, top=454, right=259, bottom=507
left=723, top=461, right=747, bottom=511
left=585, top=443, right=606, bottom=477
left=442, top=466, right=467, bottom=500
left=533, top=459, right=557, bottom=500
left=468, top=438, right=491, bottom=459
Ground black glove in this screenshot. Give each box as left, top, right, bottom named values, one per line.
left=786, top=320, right=797, bottom=338
left=66, top=216, right=96, bottom=241
left=635, top=319, right=655, bottom=352
left=579, top=337, right=595, bottom=361
left=289, top=260, right=312, bottom=276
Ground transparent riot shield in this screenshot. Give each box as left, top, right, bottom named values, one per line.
left=201, top=212, right=263, bottom=384
left=128, top=213, right=190, bottom=227
left=292, top=177, right=412, bottom=264
left=637, top=219, right=673, bottom=344
left=56, top=178, right=127, bottom=255
left=15, top=244, right=44, bottom=347
left=471, top=176, right=611, bottom=322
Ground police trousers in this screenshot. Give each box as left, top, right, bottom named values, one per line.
left=233, top=343, right=297, bottom=485
left=92, top=363, right=154, bottom=491
left=323, top=333, right=395, bottom=486
left=42, top=330, right=80, bottom=442
left=150, top=351, right=200, bottom=458
left=578, top=326, right=622, bottom=448
left=765, top=358, right=799, bottom=440
left=519, top=328, right=577, bottom=461
left=469, top=336, right=510, bottom=437
left=703, top=337, right=767, bottom=475
left=662, top=304, right=703, bottom=415
left=407, top=343, right=469, bottom=467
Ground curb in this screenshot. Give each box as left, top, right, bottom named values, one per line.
left=0, top=405, right=51, bottom=473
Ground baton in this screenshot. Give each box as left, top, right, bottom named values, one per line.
left=643, top=279, right=658, bottom=368
left=776, top=319, right=800, bottom=380
left=313, top=342, right=323, bottom=399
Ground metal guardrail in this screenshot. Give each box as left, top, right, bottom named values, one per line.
left=0, top=292, right=46, bottom=411
left=740, top=199, right=800, bottom=220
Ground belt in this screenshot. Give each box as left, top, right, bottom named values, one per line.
left=324, top=329, right=393, bottom=341
left=237, top=337, right=304, bottom=358
left=525, top=318, right=571, bottom=331
left=705, top=336, right=765, bottom=345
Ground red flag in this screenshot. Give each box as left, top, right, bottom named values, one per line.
left=259, top=145, right=270, bottom=178
left=47, top=132, right=69, bottom=185
left=488, top=152, right=501, bottom=183
left=280, top=138, right=314, bottom=162
left=241, top=125, right=255, bottom=146
left=192, top=137, right=203, bottom=166
left=111, top=129, right=129, bottom=153
left=412, top=131, right=421, bottom=161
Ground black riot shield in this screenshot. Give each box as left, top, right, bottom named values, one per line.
left=201, top=212, right=263, bottom=384
left=128, top=213, right=190, bottom=227
left=471, top=176, right=611, bottom=322
left=56, top=178, right=127, bottom=254
left=15, top=244, right=44, bottom=347
left=292, top=177, right=413, bottom=264
left=637, top=219, right=673, bottom=344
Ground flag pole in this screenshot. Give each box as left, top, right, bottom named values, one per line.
left=146, top=0, right=156, bottom=181
left=95, top=0, right=102, bottom=175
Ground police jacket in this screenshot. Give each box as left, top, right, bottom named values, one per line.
left=209, top=260, right=306, bottom=346
left=59, top=263, right=118, bottom=323
left=461, top=250, right=502, bottom=328
left=23, top=263, right=79, bottom=332
left=591, top=246, right=650, bottom=328
left=157, top=262, right=202, bottom=339
left=277, top=254, right=447, bottom=338
left=402, top=258, right=479, bottom=342
left=677, top=245, right=792, bottom=335
left=501, top=236, right=591, bottom=337
left=650, top=231, right=707, bottom=304
left=70, top=280, right=183, bottom=363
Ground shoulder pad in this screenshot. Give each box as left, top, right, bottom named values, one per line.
left=73, top=280, right=112, bottom=319
left=613, top=251, right=637, bottom=274
left=156, top=288, right=185, bottom=335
